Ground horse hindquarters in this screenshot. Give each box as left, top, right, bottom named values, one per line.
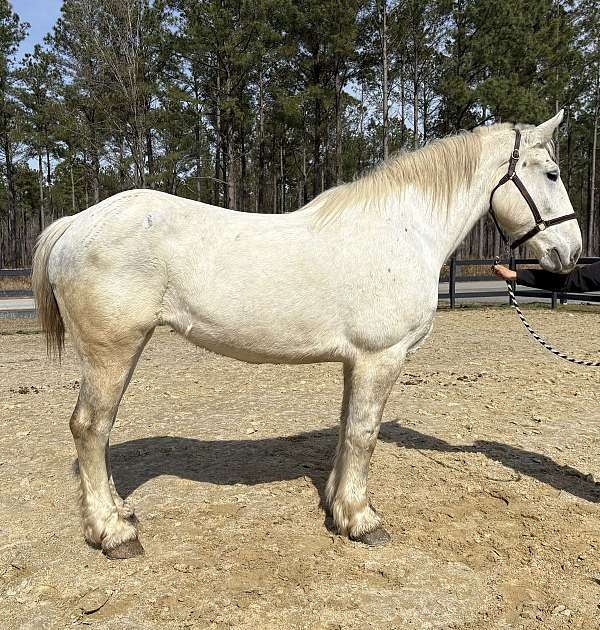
left=38, top=227, right=162, bottom=556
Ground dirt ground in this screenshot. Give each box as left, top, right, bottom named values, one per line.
left=2, top=305, right=600, bottom=629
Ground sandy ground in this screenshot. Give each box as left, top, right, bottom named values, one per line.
left=1, top=306, right=600, bottom=629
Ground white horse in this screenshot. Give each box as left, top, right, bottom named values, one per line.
left=33, top=111, right=581, bottom=559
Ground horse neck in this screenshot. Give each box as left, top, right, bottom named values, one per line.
left=434, top=181, right=491, bottom=265
left=406, top=144, right=505, bottom=268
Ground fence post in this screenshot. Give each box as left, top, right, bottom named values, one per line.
left=449, top=256, right=456, bottom=309
left=551, top=292, right=557, bottom=309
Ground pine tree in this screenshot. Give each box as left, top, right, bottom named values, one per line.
left=0, top=0, right=27, bottom=267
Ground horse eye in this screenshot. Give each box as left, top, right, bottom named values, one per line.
left=546, top=171, right=559, bottom=182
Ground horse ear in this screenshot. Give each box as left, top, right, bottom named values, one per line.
left=533, top=109, right=564, bottom=143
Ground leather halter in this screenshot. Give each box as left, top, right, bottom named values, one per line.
left=488, top=129, right=577, bottom=250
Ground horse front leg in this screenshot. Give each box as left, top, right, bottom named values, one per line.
left=326, top=352, right=403, bottom=545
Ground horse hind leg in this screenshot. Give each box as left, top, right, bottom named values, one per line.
left=70, top=329, right=152, bottom=559
left=104, top=356, right=147, bottom=524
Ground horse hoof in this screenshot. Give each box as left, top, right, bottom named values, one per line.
left=350, top=526, right=391, bottom=547
left=103, top=538, right=145, bottom=560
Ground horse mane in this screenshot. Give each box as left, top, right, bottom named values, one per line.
left=306, top=122, right=517, bottom=228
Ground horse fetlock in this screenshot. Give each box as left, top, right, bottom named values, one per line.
left=324, top=470, right=338, bottom=512
left=117, top=500, right=136, bottom=521
left=100, top=514, right=140, bottom=554
left=344, top=503, right=390, bottom=546
left=331, top=496, right=381, bottom=539
left=109, top=486, right=133, bottom=516
left=81, top=504, right=116, bottom=547
left=82, top=521, right=103, bottom=547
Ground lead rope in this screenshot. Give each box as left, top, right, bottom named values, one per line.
left=498, top=262, right=600, bottom=367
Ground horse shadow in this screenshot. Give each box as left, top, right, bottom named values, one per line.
left=110, top=420, right=600, bottom=509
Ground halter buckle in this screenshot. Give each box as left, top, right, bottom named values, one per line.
left=538, top=222, right=546, bottom=231
left=512, top=149, right=520, bottom=160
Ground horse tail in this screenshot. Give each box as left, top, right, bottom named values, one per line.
left=32, top=215, right=76, bottom=360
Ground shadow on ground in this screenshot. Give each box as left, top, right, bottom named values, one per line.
left=110, top=421, right=600, bottom=507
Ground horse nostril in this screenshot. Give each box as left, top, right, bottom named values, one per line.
left=570, top=247, right=581, bottom=266
left=549, top=247, right=563, bottom=269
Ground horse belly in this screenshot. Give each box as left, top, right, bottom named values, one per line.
left=175, top=318, right=345, bottom=364
left=162, top=289, right=348, bottom=364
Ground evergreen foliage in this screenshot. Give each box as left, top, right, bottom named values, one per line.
left=0, top=0, right=599, bottom=266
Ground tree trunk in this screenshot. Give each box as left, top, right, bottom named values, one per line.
left=214, top=71, right=222, bottom=207
left=257, top=68, right=266, bottom=212
left=4, top=136, right=18, bottom=266
left=423, top=83, right=428, bottom=144
left=195, top=123, right=202, bottom=202
left=84, top=154, right=90, bottom=209
left=413, top=51, right=419, bottom=149
left=241, top=127, right=247, bottom=212
left=272, top=141, right=277, bottom=212
left=313, top=96, right=322, bottom=197
left=280, top=143, right=284, bottom=212
left=89, top=117, right=100, bottom=205
left=225, top=119, right=236, bottom=210
left=20, top=201, right=27, bottom=264
left=38, top=153, right=45, bottom=232
left=358, top=82, right=365, bottom=170
left=70, top=161, right=76, bottom=214
left=380, top=0, right=389, bottom=160
left=324, top=122, right=331, bottom=190
left=335, top=71, right=343, bottom=184
left=566, top=107, right=573, bottom=192
left=302, top=145, right=307, bottom=207
left=589, top=68, right=599, bottom=255
left=146, top=128, right=154, bottom=188
left=400, top=54, right=406, bottom=147
left=46, top=147, right=54, bottom=219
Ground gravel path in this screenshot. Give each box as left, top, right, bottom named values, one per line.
left=1, top=307, right=600, bottom=629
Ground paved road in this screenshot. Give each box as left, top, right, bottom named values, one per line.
left=1, top=282, right=599, bottom=318
left=0, top=297, right=35, bottom=318
left=439, top=279, right=512, bottom=304
left=0, top=297, right=34, bottom=311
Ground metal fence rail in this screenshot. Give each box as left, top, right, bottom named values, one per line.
left=0, top=268, right=32, bottom=277
left=445, top=256, right=600, bottom=308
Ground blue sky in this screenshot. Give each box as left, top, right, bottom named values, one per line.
left=12, top=0, right=62, bottom=57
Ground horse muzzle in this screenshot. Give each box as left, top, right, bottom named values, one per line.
left=539, top=245, right=579, bottom=273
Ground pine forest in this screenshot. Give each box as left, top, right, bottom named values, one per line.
left=0, top=0, right=599, bottom=267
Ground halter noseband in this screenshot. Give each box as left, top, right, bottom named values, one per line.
left=488, top=129, right=577, bottom=250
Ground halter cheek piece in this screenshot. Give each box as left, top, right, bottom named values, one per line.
left=488, top=129, right=577, bottom=250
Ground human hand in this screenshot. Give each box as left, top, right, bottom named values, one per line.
left=493, top=265, right=516, bottom=281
